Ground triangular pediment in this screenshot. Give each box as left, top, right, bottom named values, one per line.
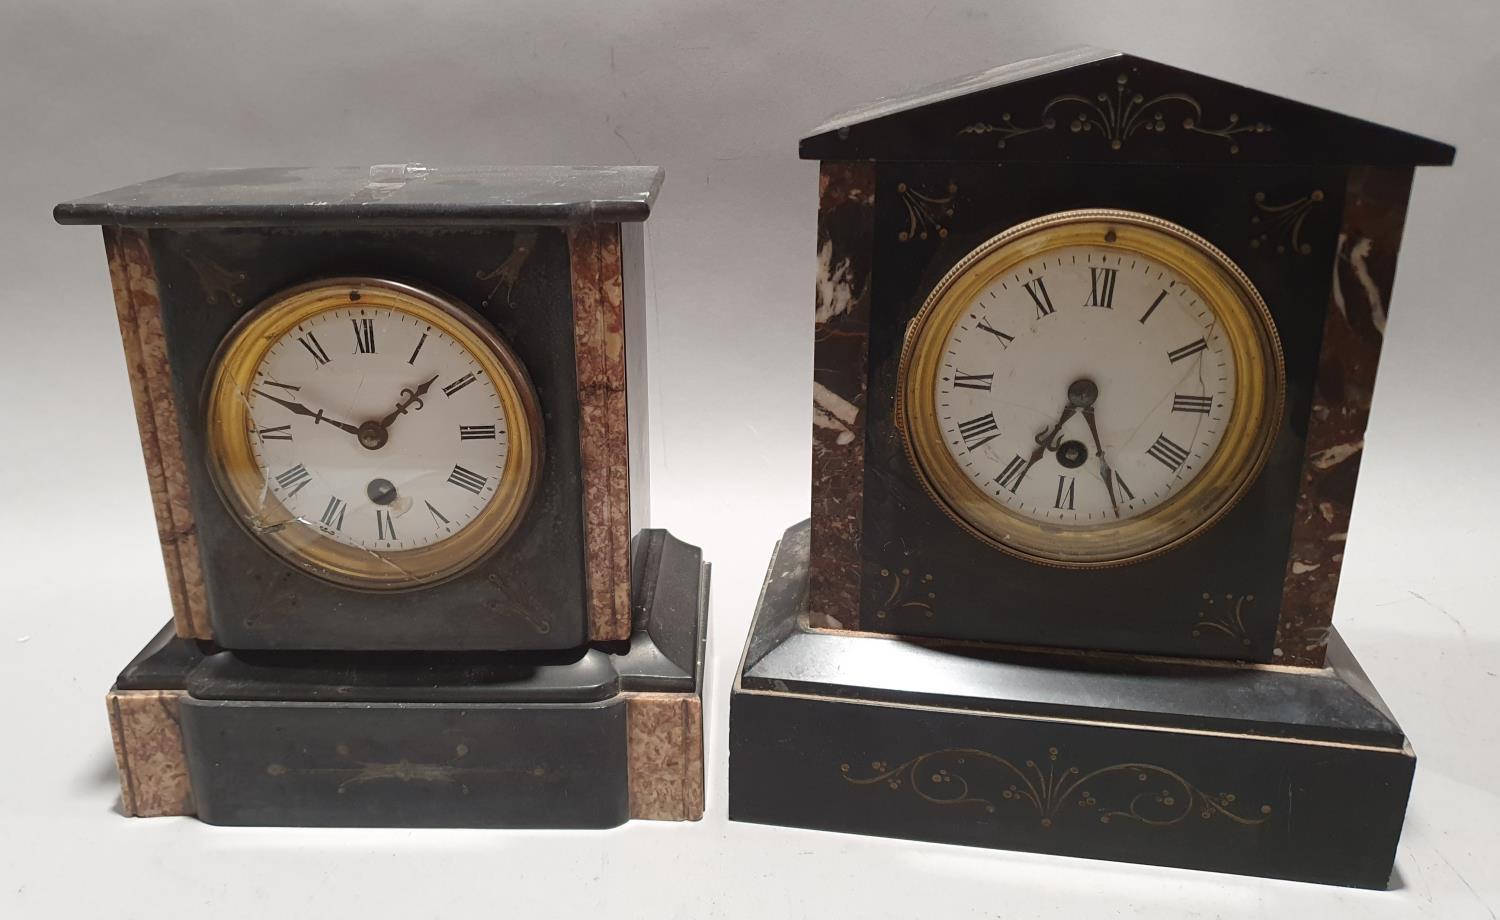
left=801, top=47, right=1453, bottom=166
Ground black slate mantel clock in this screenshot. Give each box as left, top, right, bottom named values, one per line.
left=56, top=165, right=707, bottom=828
left=730, top=48, right=1453, bottom=888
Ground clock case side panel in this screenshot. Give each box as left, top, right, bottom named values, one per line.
left=147, top=225, right=592, bottom=651
left=854, top=161, right=1345, bottom=662
left=1274, top=166, right=1414, bottom=667
left=566, top=219, right=645, bottom=643
left=99, top=228, right=213, bottom=640
left=809, top=161, right=877, bottom=629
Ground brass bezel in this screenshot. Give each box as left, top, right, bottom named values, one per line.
left=897, top=209, right=1284, bottom=568
left=204, top=277, right=543, bottom=590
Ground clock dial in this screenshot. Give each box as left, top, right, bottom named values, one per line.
left=936, top=247, right=1234, bottom=524
left=900, top=210, right=1282, bottom=567
left=206, top=279, right=541, bottom=589
left=248, top=307, right=509, bottom=551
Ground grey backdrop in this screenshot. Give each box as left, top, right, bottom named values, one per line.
left=2, top=1, right=1497, bottom=917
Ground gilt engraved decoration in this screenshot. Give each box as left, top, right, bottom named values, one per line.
left=179, top=246, right=247, bottom=305
left=1193, top=592, right=1254, bottom=646
left=488, top=572, right=552, bottom=634
left=959, top=73, right=1271, bottom=155
left=872, top=565, right=935, bottom=620
left=896, top=182, right=958, bottom=242
left=1251, top=190, right=1325, bottom=255
left=266, top=742, right=548, bottom=795
left=475, top=230, right=539, bottom=307
left=841, top=746, right=1272, bottom=829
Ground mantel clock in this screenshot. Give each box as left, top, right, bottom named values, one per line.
left=731, top=48, right=1454, bottom=888
left=57, top=165, right=706, bottom=828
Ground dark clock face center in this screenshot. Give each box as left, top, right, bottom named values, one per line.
left=357, top=421, right=389, bottom=451
left=367, top=478, right=398, bottom=505
left=1067, top=378, right=1098, bottom=408
left=1056, top=440, right=1088, bottom=468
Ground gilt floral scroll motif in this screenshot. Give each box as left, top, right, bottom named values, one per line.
left=841, top=745, right=1271, bottom=830
left=959, top=74, right=1271, bottom=155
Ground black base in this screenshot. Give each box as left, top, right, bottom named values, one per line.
left=728, top=521, right=1414, bottom=889
left=112, top=528, right=707, bottom=828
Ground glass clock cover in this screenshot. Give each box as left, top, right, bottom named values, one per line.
left=205, top=278, right=542, bottom=589
left=899, top=209, right=1283, bottom=567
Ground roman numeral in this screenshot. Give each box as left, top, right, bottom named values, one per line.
left=353, top=317, right=376, bottom=354
left=319, top=496, right=346, bottom=531
left=273, top=463, right=311, bottom=497
left=297, top=332, right=330, bottom=366
left=1024, top=278, right=1055, bottom=318
left=1085, top=267, right=1117, bottom=308
left=1146, top=433, right=1191, bottom=472
left=425, top=501, right=450, bottom=526
left=1054, top=475, right=1076, bottom=510
left=1113, top=470, right=1136, bottom=501
left=1172, top=394, right=1214, bottom=414
left=257, top=425, right=293, bottom=441
left=1139, top=290, right=1168, bottom=324
left=994, top=454, right=1027, bottom=493
left=448, top=464, right=488, bottom=494
left=976, top=319, right=1014, bottom=347
left=956, top=413, right=1000, bottom=451
left=408, top=332, right=427, bottom=365
left=376, top=508, right=397, bottom=541
left=1167, top=338, right=1209, bottom=363
left=442, top=373, right=477, bottom=397
left=952, top=372, right=993, bottom=391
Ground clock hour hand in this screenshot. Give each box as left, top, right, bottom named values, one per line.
left=253, top=389, right=363, bottom=436
left=1018, top=404, right=1076, bottom=488
left=380, top=374, right=441, bottom=429
left=1016, top=378, right=1099, bottom=490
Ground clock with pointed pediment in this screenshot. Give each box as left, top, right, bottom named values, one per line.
left=731, top=48, right=1454, bottom=888
left=798, top=48, right=1454, bottom=664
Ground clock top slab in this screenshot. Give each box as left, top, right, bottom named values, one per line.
left=801, top=46, right=1454, bottom=165
left=53, top=164, right=664, bottom=228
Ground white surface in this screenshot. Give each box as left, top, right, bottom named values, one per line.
left=927, top=240, right=1239, bottom=533
left=236, top=296, right=514, bottom=557
left=1, top=1, right=1497, bottom=917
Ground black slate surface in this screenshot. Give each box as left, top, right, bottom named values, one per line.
left=801, top=47, right=1454, bottom=165
left=116, top=528, right=707, bottom=703
left=729, top=520, right=1417, bottom=888
left=54, top=165, right=664, bottom=227
left=741, top=520, right=1407, bottom=749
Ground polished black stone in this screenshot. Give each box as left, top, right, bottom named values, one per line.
left=54, top=165, right=663, bottom=227
left=117, top=529, right=705, bottom=703
left=730, top=521, right=1415, bottom=888
left=110, top=529, right=708, bottom=829
left=801, top=47, right=1454, bottom=165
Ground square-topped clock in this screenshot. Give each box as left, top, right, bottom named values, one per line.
left=56, top=165, right=656, bottom=651
left=59, top=166, right=708, bottom=829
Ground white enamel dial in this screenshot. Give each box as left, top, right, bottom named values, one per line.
left=246, top=305, right=509, bottom=551
left=935, top=246, right=1234, bottom=524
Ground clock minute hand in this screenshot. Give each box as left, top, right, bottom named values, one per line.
left=253, top=389, right=363, bottom=436
left=379, top=374, right=441, bottom=429
left=1081, top=405, right=1121, bottom=519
